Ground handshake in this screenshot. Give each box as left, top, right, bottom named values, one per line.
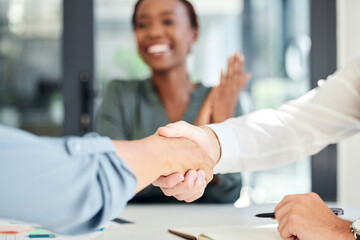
left=154, top=121, right=220, bottom=203
left=113, top=121, right=221, bottom=203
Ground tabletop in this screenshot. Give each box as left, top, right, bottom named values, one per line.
left=94, top=203, right=360, bottom=240
left=95, top=203, right=282, bottom=240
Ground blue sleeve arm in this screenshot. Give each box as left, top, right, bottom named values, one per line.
left=0, top=125, right=137, bottom=234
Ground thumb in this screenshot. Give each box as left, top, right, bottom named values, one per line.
left=157, top=121, right=195, bottom=139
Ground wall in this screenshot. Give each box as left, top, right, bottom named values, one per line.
left=336, top=0, right=360, bottom=205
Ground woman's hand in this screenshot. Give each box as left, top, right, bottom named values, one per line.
left=194, top=51, right=250, bottom=125
left=212, top=51, right=250, bottom=123
left=193, top=87, right=216, bottom=126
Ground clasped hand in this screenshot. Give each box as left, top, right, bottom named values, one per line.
left=153, top=121, right=220, bottom=202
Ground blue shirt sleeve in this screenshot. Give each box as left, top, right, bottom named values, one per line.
left=0, top=124, right=137, bottom=235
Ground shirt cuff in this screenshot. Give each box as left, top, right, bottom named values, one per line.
left=207, top=122, right=241, bottom=174
left=65, top=133, right=116, bottom=157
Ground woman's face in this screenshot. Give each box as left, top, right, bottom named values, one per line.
left=134, top=0, right=198, bottom=72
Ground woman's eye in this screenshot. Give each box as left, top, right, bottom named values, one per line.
left=136, top=22, right=147, bottom=29
left=163, top=19, right=175, bottom=26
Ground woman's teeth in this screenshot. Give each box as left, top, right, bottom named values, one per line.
left=147, top=44, right=170, bottom=54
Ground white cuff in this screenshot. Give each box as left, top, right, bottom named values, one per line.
left=207, top=122, right=241, bottom=174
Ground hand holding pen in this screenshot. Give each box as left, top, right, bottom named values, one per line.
left=267, top=193, right=353, bottom=240
left=256, top=207, right=344, bottom=218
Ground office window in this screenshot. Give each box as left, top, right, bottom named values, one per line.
left=0, top=0, right=63, bottom=136
left=237, top=0, right=311, bottom=205
left=95, top=0, right=312, bottom=205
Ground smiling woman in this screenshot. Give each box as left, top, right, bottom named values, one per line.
left=132, top=0, right=198, bottom=77
left=95, top=0, right=248, bottom=204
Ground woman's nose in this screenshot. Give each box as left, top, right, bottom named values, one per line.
left=147, top=22, right=164, bottom=38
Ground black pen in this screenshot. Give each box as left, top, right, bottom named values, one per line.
left=255, top=207, right=344, bottom=218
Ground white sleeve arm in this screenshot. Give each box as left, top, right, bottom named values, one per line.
left=210, top=58, right=360, bottom=174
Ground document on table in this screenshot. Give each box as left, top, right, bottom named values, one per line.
left=0, top=220, right=104, bottom=240
left=168, top=224, right=282, bottom=240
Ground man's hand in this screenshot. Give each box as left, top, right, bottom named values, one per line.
left=274, top=193, right=353, bottom=240
left=153, top=121, right=221, bottom=202
left=157, top=121, right=221, bottom=163
left=113, top=134, right=214, bottom=193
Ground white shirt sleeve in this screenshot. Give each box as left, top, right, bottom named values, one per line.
left=210, top=58, right=360, bottom=174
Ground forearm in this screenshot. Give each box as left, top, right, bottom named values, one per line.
left=211, top=61, right=360, bottom=173
left=113, top=136, right=171, bottom=192
left=0, top=128, right=136, bottom=234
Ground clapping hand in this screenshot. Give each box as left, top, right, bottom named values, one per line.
left=194, top=51, right=250, bottom=125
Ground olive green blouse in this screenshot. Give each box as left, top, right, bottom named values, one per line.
left=96, top=79, right=242, bottom=203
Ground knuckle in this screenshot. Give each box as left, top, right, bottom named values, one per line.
left=279, top=231, right=287, bottom=238
left=178, top=120, right=187, bottom=126
left=308, top=192, right=320, bottom=199
left=161, top=189, right=173, bottom=197
left=184, top=181, right=193, bottom=190
left=166, top=179, right=177, bottom=188
left=283, top=195, right=291, bottom=201
left=175, top=195, right=185, bottom=201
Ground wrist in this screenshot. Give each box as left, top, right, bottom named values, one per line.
left=112, top=137, right=165, bottom=178
left=350, top=219, right=360, bottom=240
left=336, top=219, right=354, bottom=240
left=200, top=126, right=221, bottom=164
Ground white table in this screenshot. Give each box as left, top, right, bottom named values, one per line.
left=2, top=204, right=359, bottom=239
left=95, top=203, right=360, bottom=240
left=96, top=204, right=281, bottom=240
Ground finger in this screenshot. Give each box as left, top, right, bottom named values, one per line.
left=206, top=86, right=218, bottom=102
left=175, top=170, right=206, bottom=202
left=232, top=53, right=240, bottom=79
left=152, top=173, right=184, bottom=188
left=237, top=73, right=251, bottom=90
left=161, top=170, right=198, bottom=197
left=220, top=70, right=226, bottom=86
left=236, top=51, right=245, bottom=74
left=157, top=121, right=196, bottom=138
left=227, top=56, right=235, bottom=84
left=277, top=216, right=298, bottom=240
left=183, top=187, right=205, bottom=203
left=194, top=87, right=215, bottom=126
left=274, top=196, right=297, bottom=224
left=274, top=195, right=297, bottom=214
left=183, top=170, right=207, bottom=202
left=194, top=100, right=213, bottom=126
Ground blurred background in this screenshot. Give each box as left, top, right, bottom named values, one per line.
left=0, top=0, right=359, bottom=206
